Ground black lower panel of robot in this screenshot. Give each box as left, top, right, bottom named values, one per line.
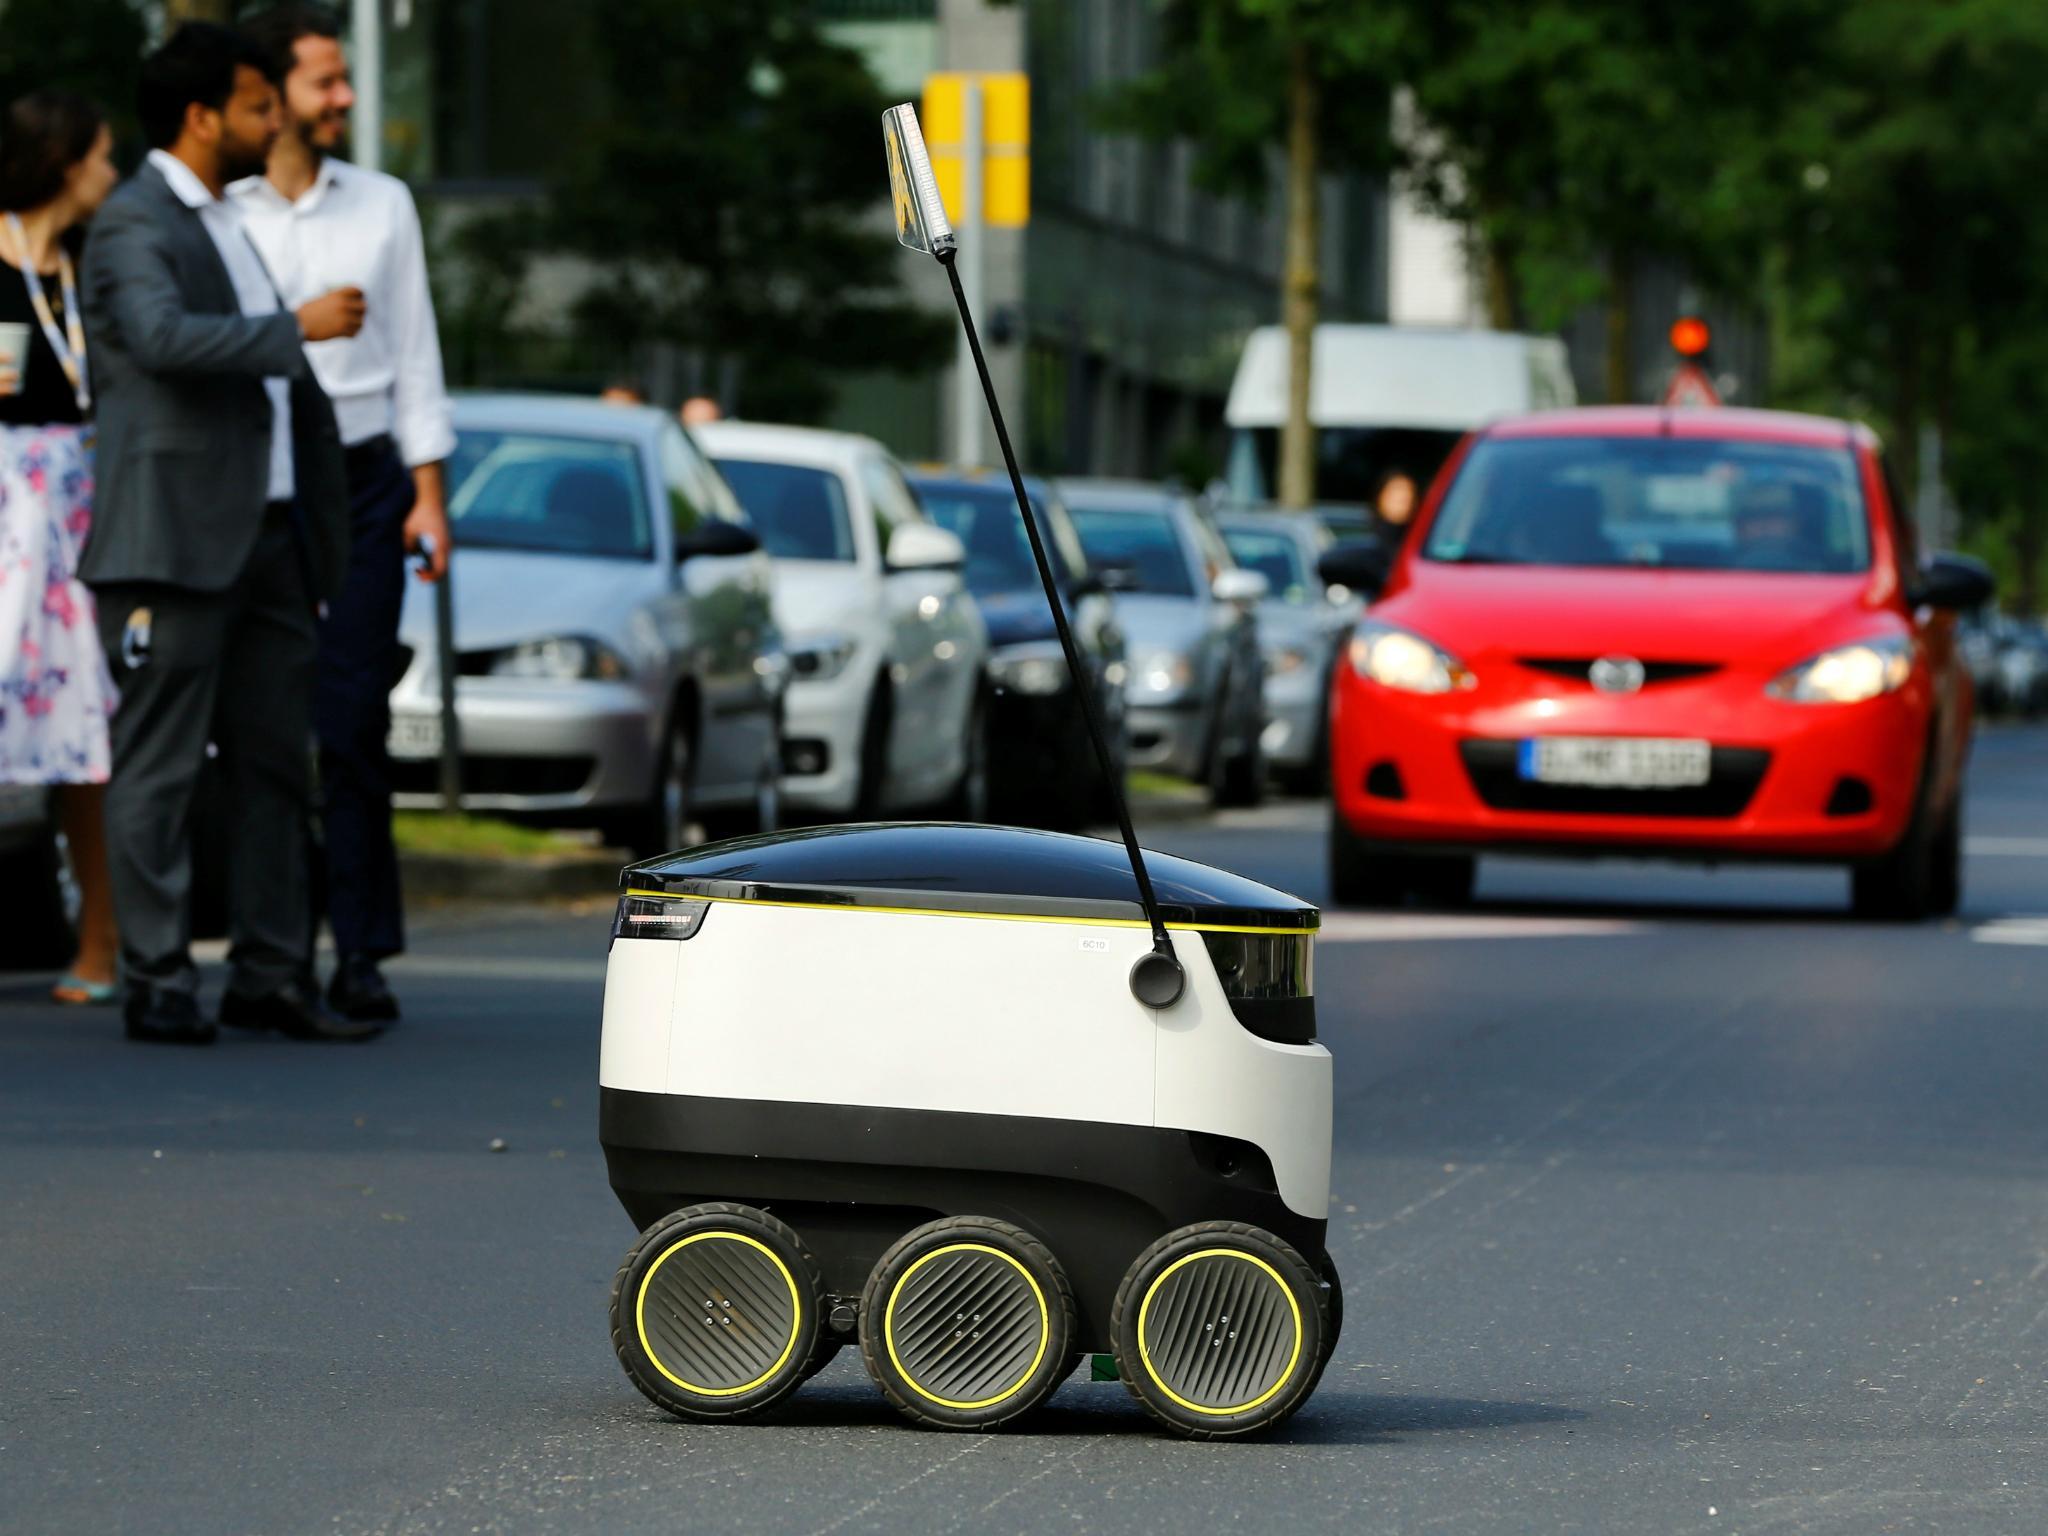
left=601, top=1088, right=1327, bottom=1353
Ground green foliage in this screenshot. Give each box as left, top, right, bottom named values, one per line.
left=495, top=0, right=948, bottom=422
left=0, top=0, right=149, bottom=158
left=1094, top=0, right=1396, bottom=202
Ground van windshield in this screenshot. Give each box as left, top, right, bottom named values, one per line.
left=1423, top=436, right=1870, bottom=574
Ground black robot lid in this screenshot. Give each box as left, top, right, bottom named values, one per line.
left=624, top=822, right=1317, bottom=932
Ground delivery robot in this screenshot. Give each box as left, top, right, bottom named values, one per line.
left=595, top=104, right=1339, bottom=1439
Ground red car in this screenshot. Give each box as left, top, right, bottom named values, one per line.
left=1317, top=407, right=1994, bottom=918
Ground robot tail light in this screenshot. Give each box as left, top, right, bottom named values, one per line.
left=612, top=894, right=709, bottom=942
left=884, top=101, right=1185, bottom=1011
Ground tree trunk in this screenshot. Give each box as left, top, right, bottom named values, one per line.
left=1892, top=315, right=1922, bottom=532
left=1277, top=40, right=1319, bottom=510
left=163, top=0, right=232, bottom=19
left=1604, top=247, right=1634, bottom=404
left=1478, top=229, right=1522, bottom=331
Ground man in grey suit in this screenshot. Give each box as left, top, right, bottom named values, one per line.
left=81, top=24, right=377, bottom=1045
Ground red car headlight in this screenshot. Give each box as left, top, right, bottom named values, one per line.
left=1767, top=636, right=1912, bottom=704
left=1348, top=621, right=1476, bottom=695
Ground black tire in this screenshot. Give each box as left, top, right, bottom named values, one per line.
left=699, top=710, right=783, bottom=844
left=612, top=710, right=695, bottom=860
left=853, top=680, right=892, bottom=822
left=859, top=1215, right=1076, bottom=1431
left=943, top=686, right=992, bottom=822
left=1207, top=688, right=1266, bottom=810
left=1328, top=808, right=1405, bottom=907
left=1304, top=1249, right=1343, bottom=1396
left=0, top=812, right=76, bottom=970
left=1112, top=1220, right=1325, bottom=1440
left=1852, top=773, right=1941, bottom=921
left=610, top=1202, right=824, bottom=1423
left=1327, top=810, right=1474, bottom=909
left=1928, top=790, right=1963, bottom=917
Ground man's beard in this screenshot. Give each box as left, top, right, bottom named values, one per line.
left=220, top=137, right=272, bottom=182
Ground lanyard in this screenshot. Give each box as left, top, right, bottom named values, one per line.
left=4, top=212, right=90, bottom=415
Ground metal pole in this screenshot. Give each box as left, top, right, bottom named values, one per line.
left=941, top=249, right=1179, bottom=992
left=351, top=0, right=383, bottom=174
left=433, top=563, right=462, bottom=813
left=952, top=80, right=983, bottom=467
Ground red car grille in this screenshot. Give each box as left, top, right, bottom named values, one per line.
left=1518, top=658, right=1722, bottom=686
left=1458, top=741, right=1770, bottom=818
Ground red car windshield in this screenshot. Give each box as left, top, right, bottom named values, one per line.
left=1423, top=436, right=1870, bottom=574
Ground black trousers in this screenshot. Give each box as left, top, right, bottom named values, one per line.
left=94, top=513, right=316, bottom=999
left=315, top=438, right=415, bottom=961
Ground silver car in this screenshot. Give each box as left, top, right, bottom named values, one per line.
left=388, top=395, right=783, bottom=856
left=1058, top=479, right=1268, bottom=807
left=1217, top=508, right=1360, bottom=793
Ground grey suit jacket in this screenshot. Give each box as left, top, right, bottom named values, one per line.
left=78, top=161, right=349, bottom=600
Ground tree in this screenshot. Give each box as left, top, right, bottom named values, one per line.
left=495, top=0, right=947, bottom=422
left=0, top=0, right=149, bottom=153
left=1100, top=1, right=1396, bottom=507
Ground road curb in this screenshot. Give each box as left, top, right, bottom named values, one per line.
left=400, top=849, right=622, bottom=904
left=1127, top=791, right=1213, bottom=824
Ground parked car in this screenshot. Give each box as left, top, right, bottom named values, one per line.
left=1319, top=405, right=1992, bottom=918
left=388, top=395, right=784, bottom=857
left=905, top=467, right=1127, bottom=827
left=1216, top=508, right=1357, bottom=794
left=0, top=785, right=73, bottom=969
left=1992, top=614, right=2048, bottom=718
left=1058, top=478, right=1268, bottom=806
left=698, top=422, right=990, bottom=820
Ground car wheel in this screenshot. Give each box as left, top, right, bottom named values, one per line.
left=1851, top=773, right=1940, bottom=922
left=1928, top=789, right=1963, bottom=916
left=943, top=685, right=992, bottom=822
left=1328, top=806, right=1404, bottom=907
left=0, top=815, right=78, bottom=970
left=699, top=712, right=783, bottom=844
left=615, top=712, right=694, bottom=859
left=853, top=679, right=892, bottom=822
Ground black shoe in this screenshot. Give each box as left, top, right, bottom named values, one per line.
left=219, top=980, right=385, bottom=1042
left=328, top=955, right=400, bottom=1023
left=124, top=986, right=216, bottom=1046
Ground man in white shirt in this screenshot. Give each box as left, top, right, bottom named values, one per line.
left=235, top=3, right=457, bottom=1024
left=81, top=23, right=377, bottom=1045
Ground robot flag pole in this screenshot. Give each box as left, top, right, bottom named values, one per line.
left=884, top=103, right=1183, bottom=1007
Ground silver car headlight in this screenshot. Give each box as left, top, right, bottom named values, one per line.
left=1132, top=649, right=1195, bottom=699
left=1265, top=641, right=1316, bottom=677
left=989, top=643, right=1069, bottom=696
left=484, top=635, right=629, bottom=681
left=788, top=633, right=859, bottom=682
left=1767, top=635, right=1912, bottom=704
left=1347, top=621, right=1474, bottom=695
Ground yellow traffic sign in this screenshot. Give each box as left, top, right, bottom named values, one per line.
left=921, top=72, right=1029, bottom=229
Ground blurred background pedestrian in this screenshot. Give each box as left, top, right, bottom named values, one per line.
left=0, top=88, right=121, bottom=1006
left=1372, top=467, right=1419, bottom=545
left=80, top=23, right=371, bottom=1046
left=236, top=2, right=455, bottom=1025
left=679, top=395, right=721, bottom=427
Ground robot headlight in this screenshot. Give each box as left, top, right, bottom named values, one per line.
left=612, top=893, right=709, bottom=942
left=1197, top=930, right=1315, bottom=1044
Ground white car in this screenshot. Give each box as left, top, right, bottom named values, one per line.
left=696, top=421, right=990, bottom=819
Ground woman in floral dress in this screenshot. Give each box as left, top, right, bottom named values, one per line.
left=0, top=90, right=120, bottom=1002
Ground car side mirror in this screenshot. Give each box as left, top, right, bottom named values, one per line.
left=1911, top=553, right=1995, bottom=611
left=1318, top=536, right=1390, bottom=596
left=676, top=520, right=761, bottom=561
left=885, top=521, right=965, bottom=573
left=1211, top=568, right=1269, bottom=605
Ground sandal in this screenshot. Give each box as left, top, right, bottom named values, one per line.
left=52, top=974, right=119, bottom=1006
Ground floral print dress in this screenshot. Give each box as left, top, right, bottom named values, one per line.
left=0, top=423, right=114, bottom=782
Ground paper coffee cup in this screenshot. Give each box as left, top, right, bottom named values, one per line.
left=0, top=321, right=29, bottom=395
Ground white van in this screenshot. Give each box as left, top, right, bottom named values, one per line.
left=1223, top=324, right=1576, bottom=505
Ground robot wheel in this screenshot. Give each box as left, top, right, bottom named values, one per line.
left=1110, top=1220, right=1327, bottom=1440
left=610, top=1202, right=824, bottom=1422
left=858, top=1214, right=1077, bottom=1430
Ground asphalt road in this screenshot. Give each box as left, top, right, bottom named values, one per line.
left=6, top=727, right=2048, bottom=1535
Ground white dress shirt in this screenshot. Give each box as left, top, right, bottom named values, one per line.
left=147, top=149, right=294, bottom=503
left=231, top=158, right=454, bottom=468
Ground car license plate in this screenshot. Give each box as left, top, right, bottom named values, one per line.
left=1518, top=737, right=1711, bottom=789
left=387, top=712, right=442, bottom=760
